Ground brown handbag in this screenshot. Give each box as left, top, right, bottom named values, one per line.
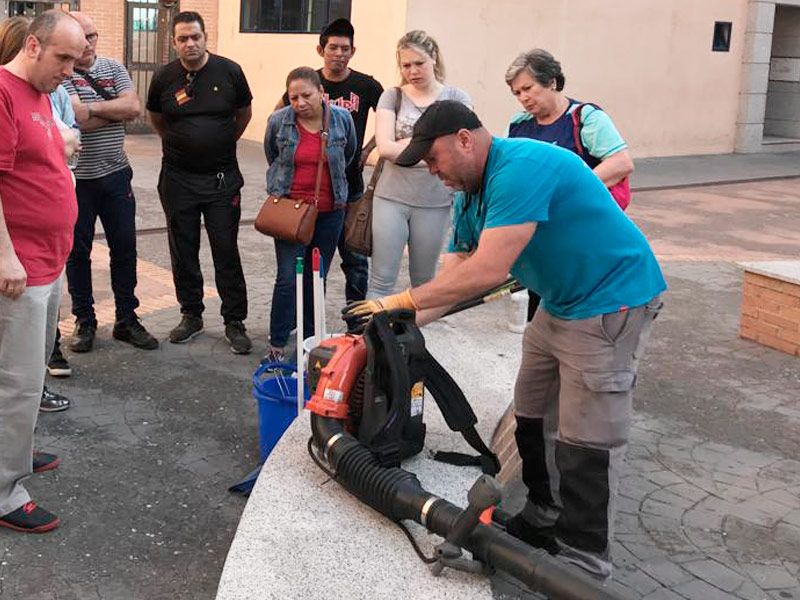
left=343, top=87, right=402, bottom=256
left=254, top=106, right=331, bottom=245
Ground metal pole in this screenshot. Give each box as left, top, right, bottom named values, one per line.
left=295, top=256, right=304, bottom=416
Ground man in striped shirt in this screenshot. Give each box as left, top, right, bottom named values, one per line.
left=62, top=12, right=157, bottom=352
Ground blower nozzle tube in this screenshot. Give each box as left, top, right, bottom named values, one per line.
left=310, top=415, right=628, bottom=600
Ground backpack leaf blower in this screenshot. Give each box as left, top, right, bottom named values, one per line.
left=305, top=288, right=630, bottom=599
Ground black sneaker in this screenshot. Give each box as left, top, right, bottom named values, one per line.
left=47, top=344, right=72, bottom=377
left=504, top=513, right=560, bottom=555
left=40, top=386, right=70, bottom=413
left=69, top=322, right=96, bottom=353
left=0, top=501, right=60, bottom=533
left=113, top=316, right=158, bottom=350
left=169, top=315, right=203, bottom=344
left=33, top=452, right=60, bottom=473
left=225, top=321, right=252, bottom=355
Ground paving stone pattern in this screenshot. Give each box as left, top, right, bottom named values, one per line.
left=0, top=138, right=797, bottom=600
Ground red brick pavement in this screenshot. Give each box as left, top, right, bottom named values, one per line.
left=58, top=243, right=217, bottom=330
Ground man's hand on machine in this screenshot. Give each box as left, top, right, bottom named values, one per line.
left=341, top=289, right=419, bottom=331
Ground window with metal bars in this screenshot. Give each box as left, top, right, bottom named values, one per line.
left=240, top=0, right=351, bottom=33
left=7, top=1, right=77, bottom=17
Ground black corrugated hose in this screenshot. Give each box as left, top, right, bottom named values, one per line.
left=310, top=414, right=631, bottom=600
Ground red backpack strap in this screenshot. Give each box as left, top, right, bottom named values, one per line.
left=571, top=102, right=586, bottom=157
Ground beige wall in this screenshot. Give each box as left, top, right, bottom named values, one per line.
left=219, top=0, right=751, bottom=157
left=406, top=0, right=749, bottom=157
left=217, top=0, right=408, bottom=143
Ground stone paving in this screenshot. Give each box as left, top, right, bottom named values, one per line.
left=494, top=179, right=800, bottom=600
left=0, top=135, right=798, bottom=599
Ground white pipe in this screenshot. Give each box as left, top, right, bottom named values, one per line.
left=312, top=248, right=323, bottom=347
left=295, top=256, right=304, bottom=416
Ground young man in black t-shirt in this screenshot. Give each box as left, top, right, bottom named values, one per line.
left=147, top=11, right=253, bottom=354
left=278, top=18, right=384, bottom=302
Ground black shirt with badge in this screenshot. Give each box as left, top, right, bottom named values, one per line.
left=147, top=53, right=252, bottom=174
left=282, top=68, right=383, bottom=197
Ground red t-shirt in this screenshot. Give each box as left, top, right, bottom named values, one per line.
left=289, top=121, right=334, bottom=212
left=0, top=68, right=77, bottom=286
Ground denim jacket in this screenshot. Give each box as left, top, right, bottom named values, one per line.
left=264, top=103, right=357, bottom=209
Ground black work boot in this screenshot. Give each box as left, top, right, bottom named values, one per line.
left=113, top=315, right=158, bottom=350
left=169, top=315, right=203, bottom=344
left=554, top=440, right=613, bottom=579
left=225, top=321, right=252, bottom=354
left=504, top=416, right=559, bottom=554
left=69, top=321, right=96, bottom=353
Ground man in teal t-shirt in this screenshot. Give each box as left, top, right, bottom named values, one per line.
left=343, top=101, right=666, bottom=579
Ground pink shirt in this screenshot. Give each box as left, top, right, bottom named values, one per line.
left=0, top=68, right=77, bottom=286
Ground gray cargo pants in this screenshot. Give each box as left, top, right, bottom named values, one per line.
left=513, top=296, right=662, bottom=578
left=0, top=275, right=62, bottom=516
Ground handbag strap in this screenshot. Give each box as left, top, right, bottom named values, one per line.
left=366, top=87, right=404, bottom=190
left=312, top=103, right=332, bottom=208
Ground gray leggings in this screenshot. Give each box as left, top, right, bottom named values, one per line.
left=367, top=196, right=450, bottom=299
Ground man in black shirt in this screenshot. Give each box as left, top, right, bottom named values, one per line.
left=278, top=18, right=384, bottom=302
left=147, top=11, right=253, bottom=354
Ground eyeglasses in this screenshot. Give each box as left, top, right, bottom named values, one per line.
left=185, top=71, right=196, bottom=97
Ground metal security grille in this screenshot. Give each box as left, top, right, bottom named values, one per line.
left=240, top=0, right=351, bottom=33
left=6, top=1, right=77, bottom=17
left=124, top=0, right=176, bottom=133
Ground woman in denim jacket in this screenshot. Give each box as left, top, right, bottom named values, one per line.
left=263, top=67, right=357, bottom=363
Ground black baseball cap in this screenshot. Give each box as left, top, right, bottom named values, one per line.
left=395, top=100, right=482, bottom=167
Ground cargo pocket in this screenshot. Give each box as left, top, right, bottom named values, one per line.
left=581, top=370, right=636, bottom=393
left=572, top=370, right=636, bottom=446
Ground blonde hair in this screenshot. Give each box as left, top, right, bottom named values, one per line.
left=396, top=30, right=445, bottom=84
left=0, top=16, right=31, bottom=65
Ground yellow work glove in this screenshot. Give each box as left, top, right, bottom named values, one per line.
left=341, top=289, right=418, bottom=332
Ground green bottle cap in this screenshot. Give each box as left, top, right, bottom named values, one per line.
left=295, top=257, right=303, bottom=274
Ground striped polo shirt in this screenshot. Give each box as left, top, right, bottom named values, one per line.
left=62, top=57, right=133, bottom=180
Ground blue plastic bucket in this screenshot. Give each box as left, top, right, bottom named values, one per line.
left=252, top=362, right=310, bottom=462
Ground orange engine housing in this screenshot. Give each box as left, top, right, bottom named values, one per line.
left=306, top=334, right=367, bottom=420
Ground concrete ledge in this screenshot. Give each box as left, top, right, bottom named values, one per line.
left=741, top=260, right=800, bottom=286
left=216, top=307, right=524, bottom=600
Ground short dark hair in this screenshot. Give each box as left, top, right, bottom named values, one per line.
left=319, top=18, right=353, bottom=48
left=286, top=66, right=321, bottom=90
left=505, top=49, right=566, bottom=91
left=172, top=11, right=205, bottom=36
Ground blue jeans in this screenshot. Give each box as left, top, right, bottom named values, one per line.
left=269, top=209, right=345, bottom=348
left=66, top=167, right=139, bottom=326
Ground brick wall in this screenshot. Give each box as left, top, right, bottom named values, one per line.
left=73, top=1, right=219, bottom=64
left=76, top=0, right=125, bottom=63
left=740, top=271, right=800, bottom=357
left=179, top=0, right=219, bottom=53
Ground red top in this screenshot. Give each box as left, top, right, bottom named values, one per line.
left=289, top=121, right=334, bottom=212
left=0, top=68, right=77, bottom=286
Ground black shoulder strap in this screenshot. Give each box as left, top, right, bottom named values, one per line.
left=74, top=69, right=115, bottom=102
left=571, top=102, right=604, bottom=159
left=393, top=86, right=402, bottom=114
left=414, top=350, right=500, bottom=476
